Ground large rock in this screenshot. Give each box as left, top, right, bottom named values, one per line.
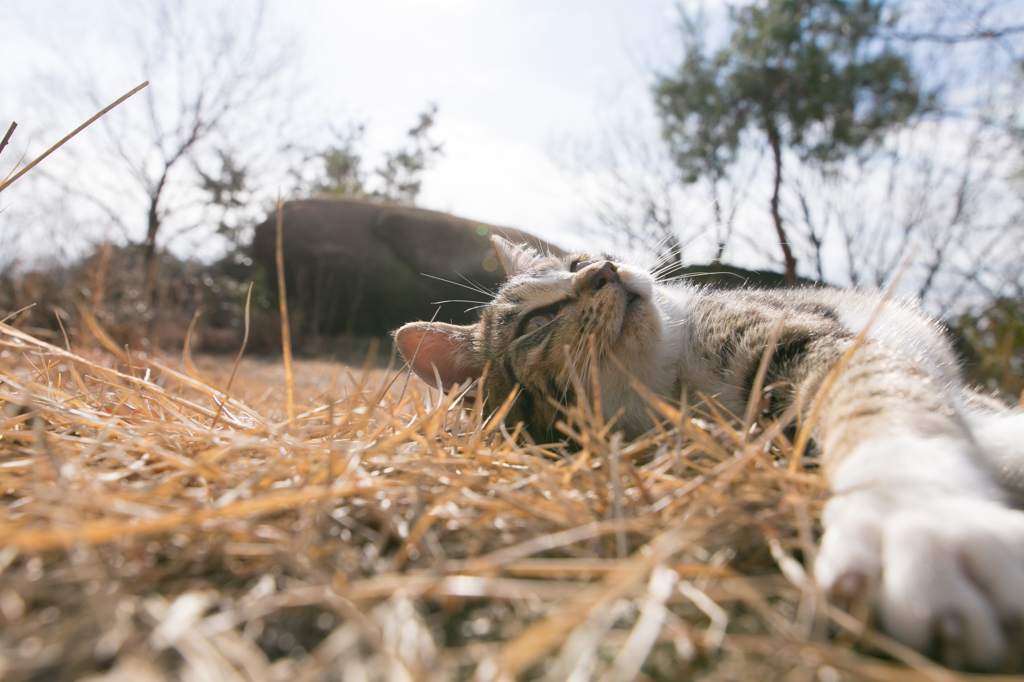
left=251, top=198, right=557, bottom=336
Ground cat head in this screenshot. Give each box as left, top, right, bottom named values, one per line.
left=394, top=236, right=662, bottom=442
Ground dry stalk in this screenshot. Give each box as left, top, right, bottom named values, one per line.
left=0, top=81, right=148, bottom=193
left=0, top=309, right=989, bottom=681
left=210, top=282, right=253, bottom=432
left=275, top=192, right=296, bottom=424
left=789, top=262, right=910, bottom=472
left=0, top=121, right=16, bottom=158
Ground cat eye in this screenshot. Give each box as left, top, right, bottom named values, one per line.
left=523, top=313, right=554, bottom=334
left=570, top=260, right=594, bottom=273
left=517, top=299, right=568, bottom=336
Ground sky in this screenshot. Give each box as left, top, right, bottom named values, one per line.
left=2, top=0, right=1021, bottom=316
left=298, top=0, right=682, bottom=242
left=0, top=0, right=692, bottom=253
left=293, top=0, right=690, bottom=246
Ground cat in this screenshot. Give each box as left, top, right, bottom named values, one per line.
left=394, top=235, right=1024, bottom=669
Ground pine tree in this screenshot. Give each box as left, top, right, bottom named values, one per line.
left=656, top=0, right=923, bottom=283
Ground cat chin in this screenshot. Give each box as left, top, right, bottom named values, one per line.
left=618, top=294, right=647, bottom=336
left=614, top=269, right=657, bottom=328
left=615, top=289, right=661, bottom=351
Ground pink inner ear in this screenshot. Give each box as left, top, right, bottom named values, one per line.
left=398, top=327, right=481, bottom=392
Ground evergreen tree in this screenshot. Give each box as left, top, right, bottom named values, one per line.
left=656, top=0, right=923, bottom=283
left=308, top=106, right=443, bottom=206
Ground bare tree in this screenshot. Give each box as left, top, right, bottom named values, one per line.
left=884, top=0, right=1024, bottom=54
left=656, top=0, right=924, bottom=285
left=834, top=110, right=1024, bottom=314
left=288, top=106, right=444, bottom=206
left=552, top=110, right=758, bottom=273
left=21, top=0, right=300, bottom=302
left=559, top=0, right=1023, bottom=317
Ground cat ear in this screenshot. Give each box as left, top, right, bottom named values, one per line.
left=491, top=235, right=540, bottom=278
left=393, top=322, right=483, bottom=392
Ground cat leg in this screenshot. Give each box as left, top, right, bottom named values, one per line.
left=805, top=343, right=1024, bottom=668
left=815, top=435, right=1024, bottom=668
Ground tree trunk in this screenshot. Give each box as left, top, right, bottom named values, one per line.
left=711, top=186, right=725, bottom=265
left=142, top=185, right=164, bottom=305
left=766, top=121, right=797, bottom=285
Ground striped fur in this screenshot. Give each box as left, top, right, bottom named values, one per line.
left=395, top=236, right=1024, bottom=669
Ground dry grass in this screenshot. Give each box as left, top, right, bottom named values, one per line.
left=0, top=323, right=1013, bottom=682
left=4, top=70, right=1021, bottom=682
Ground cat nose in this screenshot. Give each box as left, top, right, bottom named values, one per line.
left=592, top=261, right=620, bottom=290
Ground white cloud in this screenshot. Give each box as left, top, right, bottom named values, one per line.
left=3, top=0, right=687, bottom=256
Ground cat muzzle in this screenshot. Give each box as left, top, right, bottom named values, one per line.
left=592, top=261, right=620, bottom=289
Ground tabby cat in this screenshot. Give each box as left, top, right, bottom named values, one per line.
left=394, top=236, right=1024, bottom=669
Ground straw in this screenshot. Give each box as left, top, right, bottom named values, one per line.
left=0, top=314, right=992, bottom=680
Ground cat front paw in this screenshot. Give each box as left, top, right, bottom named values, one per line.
left=815, top=492, right=1024, bottom=669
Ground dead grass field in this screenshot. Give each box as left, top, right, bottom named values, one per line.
left=5, top=84, right=1023, bottom=682
left=0, top=324, right=1016, bottom=682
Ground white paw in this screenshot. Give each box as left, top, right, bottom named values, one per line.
left=816, top=491, right=1024, bottom=669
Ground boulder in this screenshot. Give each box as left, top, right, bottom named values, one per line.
left=251, top=198, right=557, bottom=336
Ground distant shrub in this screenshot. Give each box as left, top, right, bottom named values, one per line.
left=0, top=243, right=282, bottom=355
left=956, top=297, right=1024, bottom=400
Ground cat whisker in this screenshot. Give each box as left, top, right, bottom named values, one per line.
left=651, top=248, right=687, bottom=277
left=455, top=271, right=497, bottom=297
left=564, top=325, right=589, bottom=386
left=551, top=338, right=591, bottom=433
left=420, top=273, right=494, bottom=298
left=564, top=328, right=594, bottom=406
left=651, top=240, right=696, bottom=273
left=636, top=226, right=674, bottom=264
left=659, top=271, right=751, bottom=285
left=650, top=224, right=725, bottom=278
left=553, top=334, right=586, bottom=422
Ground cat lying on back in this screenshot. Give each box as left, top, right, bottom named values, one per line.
left=395, top=236, right=1024, bottom=669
